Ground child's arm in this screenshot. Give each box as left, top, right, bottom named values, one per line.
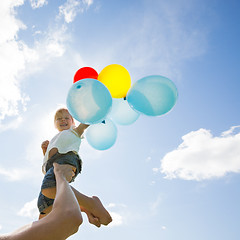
left=41, top=140, right=49, bottom=155
left=74, top=123, right=89, bottom=137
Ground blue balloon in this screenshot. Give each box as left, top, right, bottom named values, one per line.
left=66, top=79, right=112, bottom=124
left=109, top=98, right=140, bottom=125
left=85, top=119, right=117, bottom=150
left=127, top=75, right=178, bottom=116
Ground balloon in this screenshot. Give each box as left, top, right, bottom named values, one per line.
left=73, top=67, right=98, bottom=83
left=109, top=98, right=140, bottom=125
left=127, top=75, right=178, bottom=116
left=66, top=78, right=112, bottom=124
left=85, top=119, right=117, bottom=150
left=98, top=64, right=131, bottom=98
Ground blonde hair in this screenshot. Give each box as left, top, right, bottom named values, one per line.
left=54, top=108, right=75, bottom=126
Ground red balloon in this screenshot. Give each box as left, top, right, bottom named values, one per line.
left=73, top=67, right=98, bottom=83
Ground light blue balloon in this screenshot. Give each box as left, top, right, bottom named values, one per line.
left=66, top=79, right=112, bottom=124
left=85, top=119, right=117, bottom=150
left=126, top=75, right=178, bottom=116
left=109, top=98, right=140, bottom=125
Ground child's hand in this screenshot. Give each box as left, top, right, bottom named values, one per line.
left=41, top=140, right=49, bottom=155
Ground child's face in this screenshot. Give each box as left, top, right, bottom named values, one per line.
left=55, top=111, right=74, bottom=131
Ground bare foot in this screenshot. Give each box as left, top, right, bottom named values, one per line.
left=53, top=163, right=76, bottom=182
left=80, top=207, right=101, bottom=227
left=87, top=196, right=112, bottom=226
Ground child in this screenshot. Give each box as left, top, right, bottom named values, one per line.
left=37, top=108, right=112, bottom=227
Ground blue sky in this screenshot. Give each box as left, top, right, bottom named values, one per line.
left=0, top=0, right=240, bottom=239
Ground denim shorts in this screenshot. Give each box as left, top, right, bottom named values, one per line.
left=37, top=192, right=55, bottom=214
left=37, top=151, right=82, bottom=214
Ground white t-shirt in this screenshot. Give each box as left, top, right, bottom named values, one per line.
left=42, top=127, right=82, bottom=174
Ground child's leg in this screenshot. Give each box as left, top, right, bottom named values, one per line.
left=38, top=205, right=52, bottom=220
left=39, top=187, right=112, bottom=226
left=38, top=167, right=74, bottom=218
left=38, top=202, right=102, bottom=227
left=41, top=187, right=56, bottom=199
left=41, top=165, right=75, bottom=199
left=40, top=167, right=57, bottom=199
left=39, top=189, right=112, bottom=227
left=71, top=187, right=112, bottom=226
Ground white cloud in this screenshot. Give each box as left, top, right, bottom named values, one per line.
left=83, top=0, right=93, bottom=6
left=108, top=211, right=123, bottom=227
left=0, top=166, right=29, bottom=181
left=18, top=198, right=39, bottom=219
left=0, top=1, right=25, bottom=43
left=33, top=25, right=68, bottom=63
left=58, top=0, right=93, bottom=23
left=161, top=126, right=240, bottom=181
left=0, top=116, right=23, bottom=133
left=107, top=203, right=127, bottom=208
left=0, top=1, right=35, bottom=123
left=0, top=0, right=75, bottom=131
left=29, top=0, right=48, bottom=9
left=107, top=203, right=127, bottom=227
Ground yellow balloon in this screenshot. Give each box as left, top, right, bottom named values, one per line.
left=98, top=64, right=131, bottom=98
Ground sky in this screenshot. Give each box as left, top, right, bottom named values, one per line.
left=0, top=0, right=240, bottom=239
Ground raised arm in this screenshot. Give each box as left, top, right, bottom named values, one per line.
left=74, top=123, right=89, bottom=137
